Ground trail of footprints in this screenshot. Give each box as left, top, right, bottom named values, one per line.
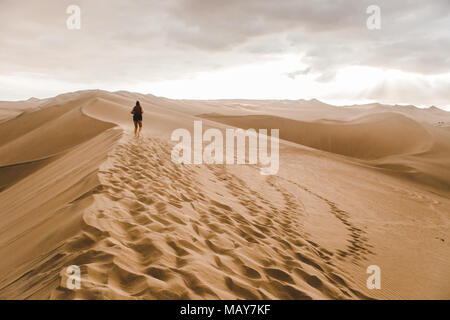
left=277, top=178, right=374, bottom=263
left=51, top=135, right=373, bottom=299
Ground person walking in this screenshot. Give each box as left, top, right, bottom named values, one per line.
left=131, top=101, right=144, bottom=138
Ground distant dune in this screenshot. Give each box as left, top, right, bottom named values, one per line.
left=200, top=113, right=433, bottom=160
left=200, top=113, right=450, bottom=194
left=0, top=90, right=449, bottom=299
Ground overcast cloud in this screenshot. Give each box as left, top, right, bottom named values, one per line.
left=0, top=0, right=449, bottom=108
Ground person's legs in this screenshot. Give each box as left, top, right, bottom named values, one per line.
left=137, top=121, right=143, bottom=137
left=134, top=120, right=138, bottom=137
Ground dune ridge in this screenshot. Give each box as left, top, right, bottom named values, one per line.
left=48, top=136, right=372, bottom=299
left=0, top=94, right=122, bottom=299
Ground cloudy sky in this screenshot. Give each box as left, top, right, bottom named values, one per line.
left=1, top=0, right=449, bottom=108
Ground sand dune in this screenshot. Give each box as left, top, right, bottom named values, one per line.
left=200, top=113, right=434, bottom=160
left=49, top=137, right=372, bottom=299
left=0, top=90, right=449, bottom=299
left=201, top=113, right=450, bottom=195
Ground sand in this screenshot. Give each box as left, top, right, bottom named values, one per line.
left=0, top=90, right=448, bottom=299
